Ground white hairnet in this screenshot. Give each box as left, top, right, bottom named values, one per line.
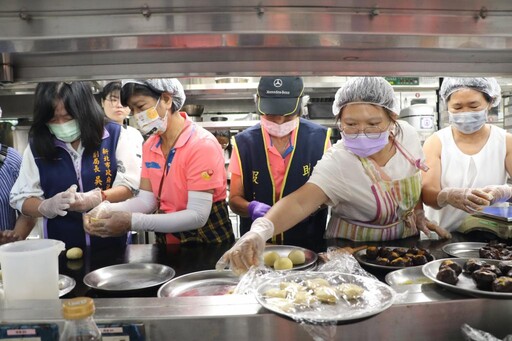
left=440, top=77, right=501, bottom=108
left=332, top=77, right=399, bottom=116
left=122, top=78, right=186, bottom=111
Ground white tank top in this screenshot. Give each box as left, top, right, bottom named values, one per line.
left=424, top=125, right=508, bottom=231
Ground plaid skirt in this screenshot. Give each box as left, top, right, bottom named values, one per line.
left=155, top=200, right=234, bottom=245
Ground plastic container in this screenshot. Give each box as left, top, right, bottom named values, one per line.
left=0, top=239, right=65, bottom=300
left=60, top=297, right=102, bottom=341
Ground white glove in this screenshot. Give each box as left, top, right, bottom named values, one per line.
left=482, top=185, right=512, bottom=205
left=68, top=186, right=103, bottom=213
left=437, top=187, right=492, bottom=212
left=37, top=186, right=76, bottom=219
left=86, top=201, right=113, bottom=220
left=215, top=217, right=274, bottom=276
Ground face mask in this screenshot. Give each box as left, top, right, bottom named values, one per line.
left=261, top=117, right=298, bottom=137
left=47, top=119, right=81, bottom=143
left=448, top=109, right=487, bottom=134
left=342, top=131, right=389, bottom=158
left=134, top=98, right=168, bottom=135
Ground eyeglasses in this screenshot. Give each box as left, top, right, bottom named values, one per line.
left=340, top=123, right=391, bottom=139
left=106, top=96, right=121, bottom=106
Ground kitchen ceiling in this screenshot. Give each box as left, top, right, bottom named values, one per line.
left=0, top=0, right=511, bottom=83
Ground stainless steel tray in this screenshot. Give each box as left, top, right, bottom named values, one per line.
left=0, top=274, right=75, bottom=297
left=158, top=270, right=239, bottom=297
left=385, top=267, right=433, bottom=286
left=441, top=242, right=487, bottom=258
left=422, top=258, right=512, bottom=299
left=84, top=263, right=175, bottom=291
left=264, top=245, right=317, bottom=271
left=255, top=271, right=395, bottom=323
left=354, top=246, right=435, bottom=271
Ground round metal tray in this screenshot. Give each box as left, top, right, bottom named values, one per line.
left=158, top=270, right=239, bottom=298
left=441, top=242, right=487, bottom=258
left=385, top=267, right=433, bottom=286
left=422, top=258, right=512, bottom=299
left=264, top=245, right=318, bottom=271
left=84, top=263, right=175, bottom=291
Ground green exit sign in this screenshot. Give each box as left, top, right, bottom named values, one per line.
left=384, top=77, right=419, bottom=86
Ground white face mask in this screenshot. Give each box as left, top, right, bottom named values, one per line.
left=448, top=109, right=487, bottom=134
left=260, top=117, right=298, bottom=137
left=134, top=98, right=168, bottom=136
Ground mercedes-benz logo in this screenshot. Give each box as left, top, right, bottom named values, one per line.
left=273, top=79, right=283, bottom=88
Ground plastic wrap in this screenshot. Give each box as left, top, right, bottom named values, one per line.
left=461, top=324, right=511, bottom=341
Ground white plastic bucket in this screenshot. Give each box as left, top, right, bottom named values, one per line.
left=0, top=239, right=65, bottom=300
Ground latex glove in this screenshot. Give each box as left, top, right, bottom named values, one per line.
left=247, top=201, right=271, bottom=221
left=84, top=211, right=132, bottom=238
left=215, top=217, right=274, bottom=276
left=414, top=209, right=452, bottom=239
left=86, top=201, right=113, bottom=220
left=481, top=185, right=512, bottom=205
left=436, top=187, right=492, bottom=213
left=0, top=230, right=22, bottom=245
left=37, top=187, right=76, bottom=218
left=68, top=186, right=103, bottom=213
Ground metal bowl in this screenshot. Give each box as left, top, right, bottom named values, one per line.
left=182, top=104, right=204, bottom=117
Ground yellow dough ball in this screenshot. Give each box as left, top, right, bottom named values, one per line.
left=263, top=251, right=280, bottom=267
left=288, top=249, right=306, bottom=265
left=66, top=247, right=83, bottom=260
left=274, top=257, right=293, bottom=270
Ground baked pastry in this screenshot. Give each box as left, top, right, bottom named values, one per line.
left=366, top=246, right=379, bottom=260
left=471, top=269, right=497, bottom=290
left=411, top=254, right=428, bottom=266
left=498, top=261, right=512, bottom=276
left=492, top=276, right=512, bottom=293
left=439, top=260, right=462, bottom=276
left=436, top=267, right=458, bottom=285
left=463, top=259, right=486, bottom=274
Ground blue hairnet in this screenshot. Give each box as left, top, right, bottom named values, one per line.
left=332, top=77, right=399, bottom=116
left=121, top=78, right=186, bottom=111
left=440, top=77, right=501, bottom=108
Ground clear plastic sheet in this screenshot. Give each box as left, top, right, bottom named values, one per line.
left=461, top=324, right=512, bottom=341
left=233, top=250, right=397, bottom=340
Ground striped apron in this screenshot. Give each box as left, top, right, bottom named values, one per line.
left=325, top=140, right=425, bottom=241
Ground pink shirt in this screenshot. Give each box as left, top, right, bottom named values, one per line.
left=141, top=113, right=227, bottom=213
left=228, top=125, right=297, bottom=201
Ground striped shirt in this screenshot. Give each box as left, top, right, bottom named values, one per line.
left=0, top=144, right=22, bottom=230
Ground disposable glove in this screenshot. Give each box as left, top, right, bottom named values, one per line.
left=436, top=187, right=492, bottom=213
left=37, top=187, right=76, bottom=218
left=481, top=185, right=512, bottom=205
left=68, top=186, right=103, bottom=213
left=215, top=217, right=274, bottom=276
left=84, top=211, right=131, bottom=238
left=86, top=201, right=113, bottom=220
left=247, top=201, right=271, bottom=220
left=413, top=209, right=452, bottom=239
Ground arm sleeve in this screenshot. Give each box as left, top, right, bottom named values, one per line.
left=112, top=127, right=143, bottom=193
left=10, top=146, right=45, bottom=211
left=130, top=191, right=213, bottom=233
left=108, top=189, right=157, bottom=213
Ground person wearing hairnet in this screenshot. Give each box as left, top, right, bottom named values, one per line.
left=9, top=82, right=141, bottom=249
left=422, top=77, right=512, bottom=231
left=228, top=76, right=331, bottom=246
left=84, top=79, right=234, bottom=245
left=217, top=77, right=451, bottom=275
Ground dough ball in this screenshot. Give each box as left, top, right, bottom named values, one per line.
left=279, top=281, right=306, bottom=292
left=274, top=257, right=293, bottom=270
left=337, top=283, right=365, bottom=300
left=264, top=251, right=280, bottom=267
left=305, top=278, right=330, bottom=289
left=293, top=291, right=317, bottom=306
left=264, top=288, right=287, bottom=298
left=66, top=247, right=83, bottom=260
left=313, top=286, right=338, bottom=304
left=288, top=250, right=306, bottom=265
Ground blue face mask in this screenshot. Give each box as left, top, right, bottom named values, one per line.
left=448, top=109, right=487, bottom=134
left=47, top=119, right=81, bottom=143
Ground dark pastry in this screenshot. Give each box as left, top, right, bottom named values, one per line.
left=390, top=257, right=406, bottom=267
left=378, top=248, right=392, bottom=259
left=424, top=253, right=435, bottom=262
left=497, top=261, right=512, bottom=275
left=392, top=248, right=408, bottom=257
left=439, top=260, right=462, bottom=276
left=479, top=248, right=500, bottom=259
left=480, top=264, right=502, bottom=277
left=471, top=269, right=497, bottom=290
left=406, top=248, right=419, bottom=255
left=403, top=257, right=414, bottom=267
left=376, top=257, right=390, bottom=265
left=436, top=267, right=458, bottom=285
left=411, top=254, right=428, bottom=266
left=463, top=259, right=486, bottom=274
left=492, top=277, right=512, bottom=293
left=366, top=246, right=379, bottom=260
left=388, top=252, right=400, bottom=261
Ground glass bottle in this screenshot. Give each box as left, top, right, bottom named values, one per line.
left=60, top=297, right=102, bottom=341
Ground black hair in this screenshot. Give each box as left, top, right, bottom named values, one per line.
left=121, top=82, right=177, bottom=112
left=101, top=81, right=122, bottom=100
left=446, top=91, right=492, bottom=104
left=30, top=82, right=106, bottom=159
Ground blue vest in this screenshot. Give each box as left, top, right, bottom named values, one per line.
left=235, top=118, right=329, bottom=244
left=32, top=122, right=126, bottom=249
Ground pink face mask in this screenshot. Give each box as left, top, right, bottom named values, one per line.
left=261, top=117, right=298, bottom=137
